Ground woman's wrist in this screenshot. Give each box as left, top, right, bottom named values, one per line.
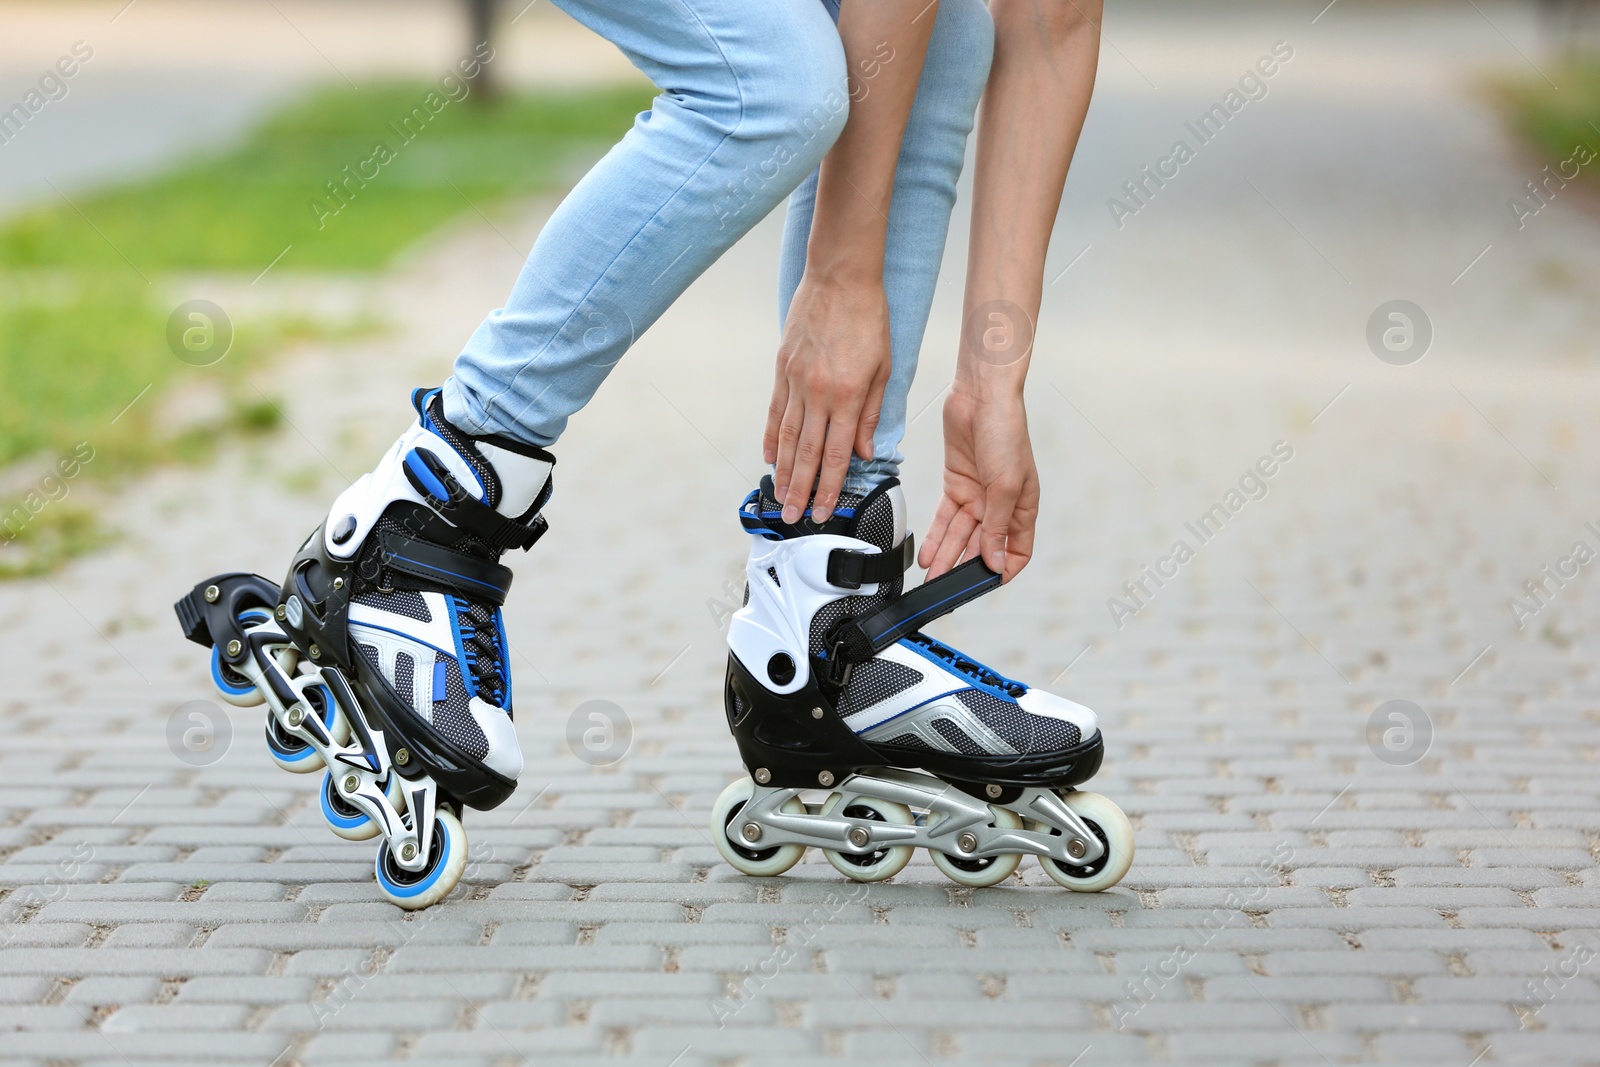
left=953, top=358, right=1029, bottom=405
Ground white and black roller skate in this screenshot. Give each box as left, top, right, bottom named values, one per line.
left=175, top=388, right=553, bottom=909
left=713, top=477, right=1134, bottom=890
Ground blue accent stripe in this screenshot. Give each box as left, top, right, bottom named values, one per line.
left=385, top=552, right=505, bottom=595
left=348, top=618, right=454, bottom=660
left=445, top=595, right=477, bottom=700
left=897, top=580, right=994, bottom=632
left=404, top=449, right=450, bottom=501
left=433, top=660, right=447, bottom=701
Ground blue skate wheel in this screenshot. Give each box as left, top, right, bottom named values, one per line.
left=321, top=769, right=381, bottom=841
left=374, top=809, right=467, bottom=910
left=264, top=715, right=322, bottom=774
left=211, top=607, right=273, bottom=708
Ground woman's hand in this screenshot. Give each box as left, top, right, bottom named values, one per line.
left=919, top=386, right=1039, bottom=582
left=764, top=271, right=893, bottom=524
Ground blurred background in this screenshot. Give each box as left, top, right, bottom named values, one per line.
left=3, top=1, right=1600, bottom=1063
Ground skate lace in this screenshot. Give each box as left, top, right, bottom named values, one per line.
left=907, top=632, right=1026, bottom=698
left=455, top=602, right=508, bottom=708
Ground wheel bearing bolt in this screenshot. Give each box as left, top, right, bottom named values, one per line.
left=1067, top=838, right=1088, bottom=860
left=847, top=826, right=871, bottom=849
left=308, top=644, right=321, bottom=660
left=275, top=605, right=288, bottom=621
left=400, top=842, right=417, bottom=861
left=956, top=832, right=979, bottom=854
left=741, top=822, right=763, bottom=843
left=342, top=774, right=360, bottom=794
left=225, top=639, right=242, bottom=657
left=285, top=706, right=306, bottom=728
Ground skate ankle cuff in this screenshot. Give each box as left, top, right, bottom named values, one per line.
left=377, top=531, right=514, bottom=606
left=825, top=535, right=915, bottom=591
left=403, top=449, right=548, bottom=553
left=829, top=557, right=1002, bottom=664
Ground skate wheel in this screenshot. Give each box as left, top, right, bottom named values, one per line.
left=1031, top=791, right=1134, bottom=893
left=211, top=645, right=263, bottom=707
left=712, top=778, right=807, bottom=878
left=263, top=685, right=345, bottom=774
left=375, top=808, right=467, bottom=910
left=321, top=769, right=404, bottom=841
left=264, top=715, right=321, bottom=773
left=930, top=805, right=1024, bottom=888
left=821, top=793, right=915, bottom=883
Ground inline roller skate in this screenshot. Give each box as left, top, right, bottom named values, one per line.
left=713, top=477, right=1133, bottom=890
left=174, top=387, right=553, bottom=909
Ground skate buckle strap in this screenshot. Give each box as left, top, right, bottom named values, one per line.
left=377, top=531, right=514, bottom=606
left=403, top=449, right=547, bottom=553
left=826, top=535, right=915, bottom=591
left=829, top=557, right=1002, bottom=665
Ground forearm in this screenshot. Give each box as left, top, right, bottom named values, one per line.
left=957, top=0, right=1101, bottom=401
left=805, top=1, right=939, bottom=284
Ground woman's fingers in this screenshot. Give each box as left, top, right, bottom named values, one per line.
left=928, top=507, right=979, bottom=578
left=763, top=370, right=790, bottom=467
left=781, top=405, right=829, bottom=524
left=809, top=412, right=860, bottom=523
left=772, top=395, right=804, bottom=510
left=919, top=494, right=960, bottom=570
left=979, top=478, right=1022, bottom=576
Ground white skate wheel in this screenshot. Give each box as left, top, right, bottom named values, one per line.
left=320, top=769, right=404, bottom=841
left=931, top=805, right=1024, bottom=888
left=821, top=793, right=915, bottom=883
left=375, top=808, right=467, bottom=910
left=211, top=645, right=264, bottom=707
left=264, top=716, right=322, bottom=774
left=1032, top=791, right=1134, bottom=892
left=211, top=607, right=279, bottom=707
left=711, top=777, right=806, bottom=877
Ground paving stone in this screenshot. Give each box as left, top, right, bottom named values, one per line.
left=100, top=1003, right=253, bottom=1032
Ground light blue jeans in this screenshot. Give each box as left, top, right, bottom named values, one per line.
left=442, top=0, right=995, bottom=496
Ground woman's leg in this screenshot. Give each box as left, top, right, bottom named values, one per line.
left=778, top=0, right=995, bottom=495
left=443, top=0, right=849, bottom=444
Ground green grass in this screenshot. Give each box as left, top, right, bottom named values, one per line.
left=0, top=82, right=652, bottom=272
left=0, top=80, right=652, bottom=575
left=1497, top=61, right=1600, bottom=183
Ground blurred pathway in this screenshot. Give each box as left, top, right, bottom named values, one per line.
left=2, top=3, right=1600, bottom=1065
left=0, top=0, right=636, bottom=214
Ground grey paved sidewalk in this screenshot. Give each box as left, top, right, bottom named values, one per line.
left=2, top=3, right=1599, bottom=1065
